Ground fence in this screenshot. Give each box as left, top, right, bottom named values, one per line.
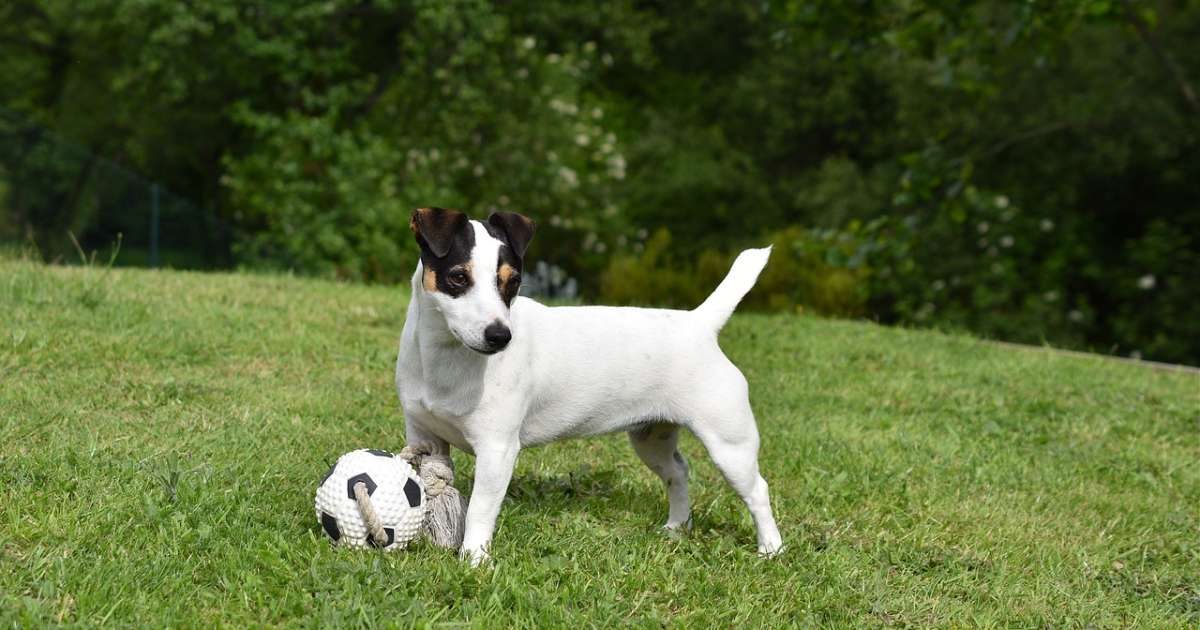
left=0, top=106, right=231, bottom=269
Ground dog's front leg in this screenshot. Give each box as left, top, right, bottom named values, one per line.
left=460, top=439, right=519, bottom=566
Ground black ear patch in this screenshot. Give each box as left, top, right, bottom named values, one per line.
left=411, top=207, right=469, bottom=258
left=487, top=212, right=536, bottom=257
left=412, top=207, right=476, bottom=297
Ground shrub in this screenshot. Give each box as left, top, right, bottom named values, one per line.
left=598, top=226, right=869, bottom=317
left=224, top=1, right=634, bottom=283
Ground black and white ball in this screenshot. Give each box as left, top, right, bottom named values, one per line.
left=314, top=449, right=425, bottom=550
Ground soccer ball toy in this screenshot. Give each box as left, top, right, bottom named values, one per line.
left=314, top=449, right=426, bottom=550
left=315, top=444, right=467, bottom=551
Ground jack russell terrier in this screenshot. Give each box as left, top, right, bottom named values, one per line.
left=395, top=207, right=783, bottom=565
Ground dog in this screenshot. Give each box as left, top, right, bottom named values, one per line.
left=395, top=207, right=783, bottom=565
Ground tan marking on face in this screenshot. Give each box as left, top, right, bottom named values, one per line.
left=423, top=266, right=438, bottom=292
left=497, top=262, right=519, bottom=304
left=498, top=263, right=516, bottom=286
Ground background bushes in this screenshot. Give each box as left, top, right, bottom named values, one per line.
left=1, top=0, right=1198, bottom=363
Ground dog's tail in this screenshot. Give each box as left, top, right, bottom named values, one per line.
left=692, top=246, right=772, bottom=331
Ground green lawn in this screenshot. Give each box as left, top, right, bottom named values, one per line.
left=1, top=258, right=1197, bottom=627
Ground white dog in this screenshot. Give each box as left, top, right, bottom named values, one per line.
left=395, top=207, right=783, bottom=565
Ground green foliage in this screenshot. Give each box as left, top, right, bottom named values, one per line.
left=2, top=0, right=1199, bottom=361
left=220, top=0, right=638, bottom=282
left=599, top=229, right=720, bottom=309
left=599, top=226, right=868, bottom=317
left=224, top=113, right=428, bottom=281
left=754, top=226, right=869, bottom=317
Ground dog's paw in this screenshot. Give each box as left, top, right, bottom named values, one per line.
left=757, top=542, right=785, bottom=558
left=662, top=518, right=692, bottom=540
left=459, top=545, right=492, bottom=568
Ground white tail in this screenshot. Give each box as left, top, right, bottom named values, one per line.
left=692, top=246, right=772, bottom=331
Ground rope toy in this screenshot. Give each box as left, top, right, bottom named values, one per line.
left=352, top=480, right=389, bottom=545
left=397, top=442, right=467, bottom=549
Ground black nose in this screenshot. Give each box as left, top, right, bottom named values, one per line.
left=483, top=321, right=512, bottom=350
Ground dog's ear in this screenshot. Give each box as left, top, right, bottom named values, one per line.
left=487, top=212, right=536, bottom=258
left=411, top=207, right=468, bottom=258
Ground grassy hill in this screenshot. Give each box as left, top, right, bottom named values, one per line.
left=1, top=258, right=1197, bottom=627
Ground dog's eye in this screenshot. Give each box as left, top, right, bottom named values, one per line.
left=510, top=272, right=521, bottom=285
left=447, top=269, right=469, bottom=287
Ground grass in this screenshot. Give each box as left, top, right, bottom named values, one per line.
left=1, top=256, right=1198, bottom=628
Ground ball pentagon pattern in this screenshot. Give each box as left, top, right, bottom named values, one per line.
left=314, top=449, right=425, bottom=550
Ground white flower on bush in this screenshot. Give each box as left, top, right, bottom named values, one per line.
left=1041, top=219, right=1055, bottom=232
left=1137, top=274, right=1156, bottom=290
left=523, top=37, right=536, bottom=50
left=558, top=166, right=578, bottom=188
left=1000, top=235, right=1014, bottom=248
left=977, top=221, right=989, bottom=234
left=550, top=99, right=577, bottom=115
left=575, top=133, right=590, bottom=147
left=547, top=53, right=561, bottom=64
left=1068, top=310, right=1084, bottom=322
left=607, top=154, right=626, bottom=180
left=473, top=164, right=485, bottom=177
left=1043, top=291, right=1059, bottom=303
left=995, top=195, right=1009, bottom=209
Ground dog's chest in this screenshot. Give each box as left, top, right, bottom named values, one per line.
left=395, top=348, right=483, bottom=450
left=397, top=380, right=474, bottom=445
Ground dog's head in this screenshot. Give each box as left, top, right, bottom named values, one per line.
left=410, top=207, right=535, bottom=355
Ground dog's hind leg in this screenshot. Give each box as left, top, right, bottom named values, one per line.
left=629, top=424, right=691, bottom=531
left=684, top=370, right=784, bottom=556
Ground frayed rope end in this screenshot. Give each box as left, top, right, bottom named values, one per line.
left=399, top=442, right=467, bottom=550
